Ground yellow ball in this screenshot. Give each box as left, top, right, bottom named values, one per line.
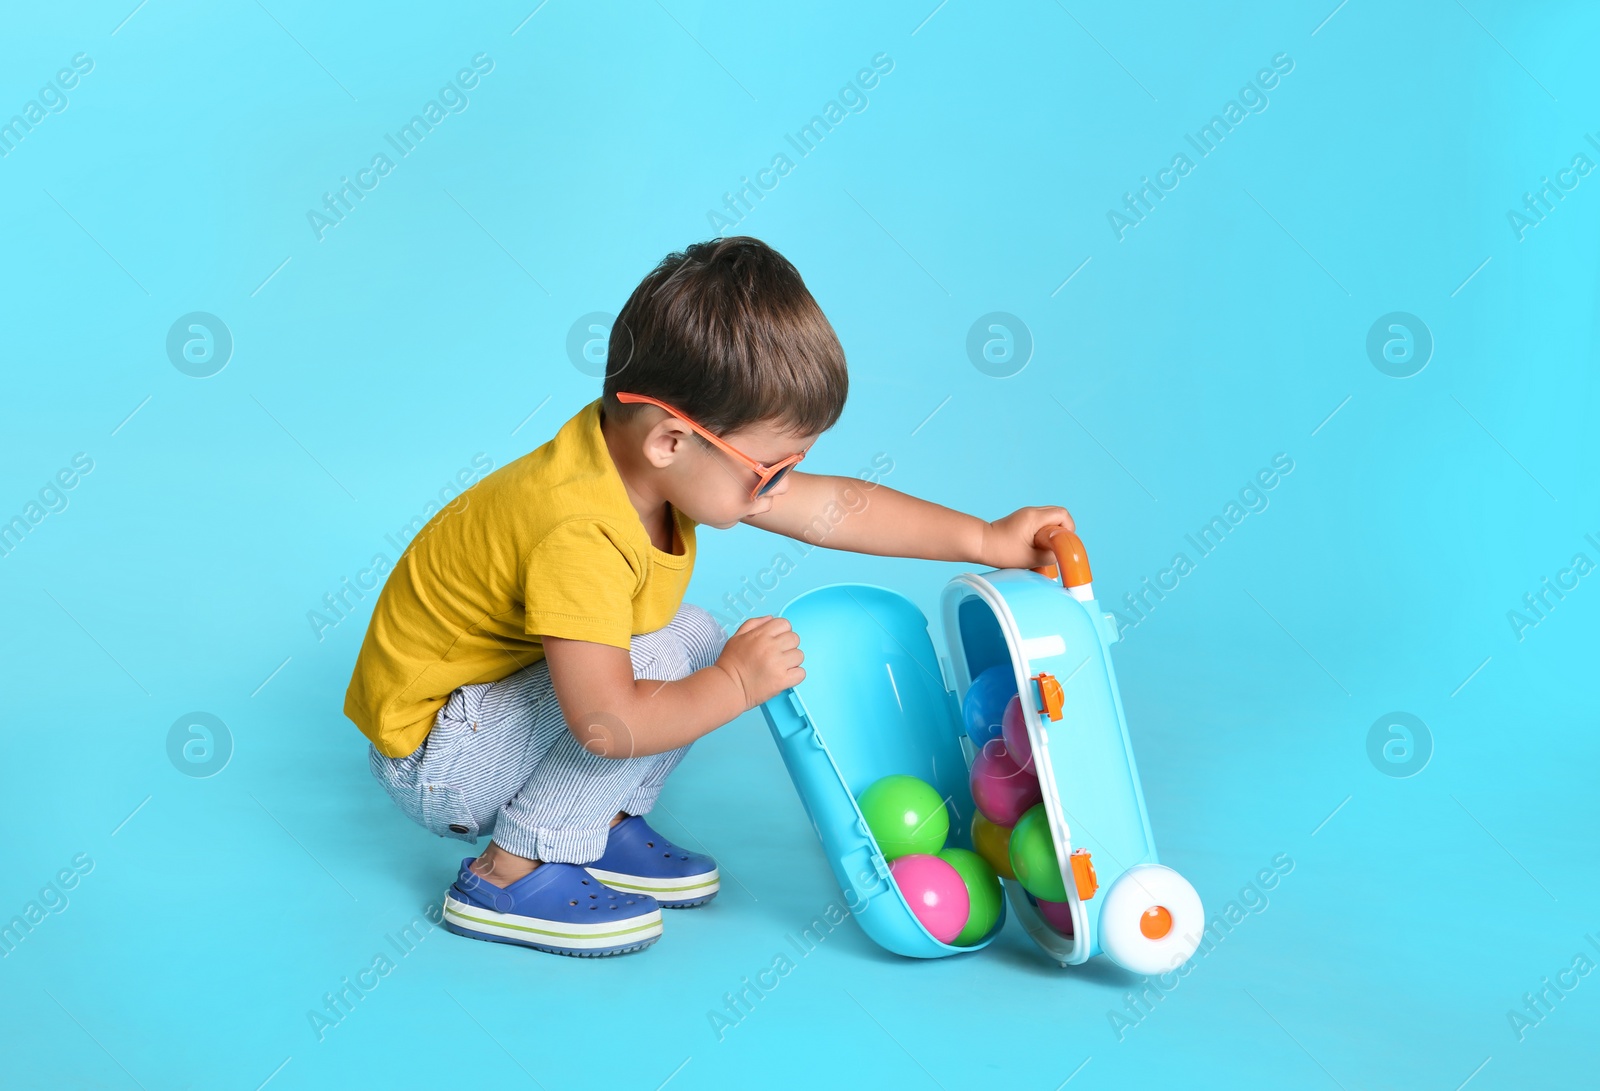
left=970, top=812, right=1015, bottom=880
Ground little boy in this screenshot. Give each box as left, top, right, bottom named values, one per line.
left=346, top=236, right=1070, bottom=956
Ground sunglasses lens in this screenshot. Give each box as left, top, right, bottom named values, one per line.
left=757, top=464, right=792, bottom=497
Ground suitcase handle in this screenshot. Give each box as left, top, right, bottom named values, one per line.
left=1031, top=526, right=1094, bottom=596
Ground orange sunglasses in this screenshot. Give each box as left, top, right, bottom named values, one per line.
left=615, top=391, right=808, bottom=499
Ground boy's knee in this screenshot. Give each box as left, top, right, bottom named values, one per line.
left=677, top=603, right=728, bottom=669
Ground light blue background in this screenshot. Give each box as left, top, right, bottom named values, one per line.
left=2, top=1, right=1596, bottom=1088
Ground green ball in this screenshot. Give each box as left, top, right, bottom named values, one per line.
left=1009, top=803, right=1067, bottom=902
left=937, top=847, right=1003, bottom=946
left=858, top=775, right=949, bottom=860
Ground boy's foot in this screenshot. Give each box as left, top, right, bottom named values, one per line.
left=442, top=858, right=663, bottom=956
left=584, top=815, right=720, bottom=908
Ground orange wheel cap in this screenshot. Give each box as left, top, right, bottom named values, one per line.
left=1140, top=905, right=1173, bottom=939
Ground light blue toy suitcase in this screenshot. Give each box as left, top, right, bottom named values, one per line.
left=759, top=528, right=1203, bottom=972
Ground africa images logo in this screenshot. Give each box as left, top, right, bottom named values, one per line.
left=1106, top=53, right=1295, bottom=240
left=306, top=53, right=495, bottom=241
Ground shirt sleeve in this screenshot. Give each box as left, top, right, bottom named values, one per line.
left=522, top=519, right=639, bottom=649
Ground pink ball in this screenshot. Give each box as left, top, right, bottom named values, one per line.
left=1001, top=695, right=1033, bottom=772
left=890, top=853, right=971, bottom=945
left=969, top=740, right=1042, bottom=827
left=1037, top=896, right=1075, bottom=936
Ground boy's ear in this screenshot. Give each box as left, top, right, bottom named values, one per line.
left=641, top=418, right=694, bottom=469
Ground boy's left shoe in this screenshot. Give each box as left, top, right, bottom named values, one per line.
left=585, top=815, right=720, bottom=907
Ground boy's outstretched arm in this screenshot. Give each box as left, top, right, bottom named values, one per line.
left=743, top=471, right=1074, bottom=570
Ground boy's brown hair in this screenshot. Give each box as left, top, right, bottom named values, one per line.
left=602, top=236, right=848, bottom=438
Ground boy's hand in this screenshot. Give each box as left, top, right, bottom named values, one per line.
left=715, top=616, right=805, bottom=709
left=980, top=506, right=1075, bottom=569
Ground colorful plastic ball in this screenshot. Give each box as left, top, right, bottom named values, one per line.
left=961, top=664, right=1017, bottom=748
left=858, top=775, right=949, bottom=860
left=890, top=853, right=970, bottom=945
left=969, top=740, right=1042, bottom=827
left=1000, top=694, right=1033, bottom=772
left=1009, top=803, right=1068, bottom=902
left=1036, top=896, right=1075, bottom=936
left=937, top=847, right=1003, bottom=946
left=970, top=813, right=1016, bottom=880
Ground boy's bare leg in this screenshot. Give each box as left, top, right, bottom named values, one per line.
left=469, top=810, right=630, bottom=885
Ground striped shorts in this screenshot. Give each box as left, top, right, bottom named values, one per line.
left=369, top=603, right=728, bottom=865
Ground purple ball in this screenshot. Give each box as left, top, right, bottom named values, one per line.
left=969, top=739, right=1043, bottom=827
left=1037, top=896, right=1075, bottom=936
left=1001, top=694, right=1033, bottom=772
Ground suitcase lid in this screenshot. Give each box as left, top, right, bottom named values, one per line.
left=939, top=565, right=1160, bottom=965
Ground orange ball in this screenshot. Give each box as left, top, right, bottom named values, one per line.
left=971, top=813, right=1015, bottom=880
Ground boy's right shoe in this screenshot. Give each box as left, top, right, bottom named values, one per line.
left=583, top=815, right=720, bottom=908
left=442, top=859, right=663, bottom=957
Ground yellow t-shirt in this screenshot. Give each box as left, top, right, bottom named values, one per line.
left=345, top=398, right=698, bottom=757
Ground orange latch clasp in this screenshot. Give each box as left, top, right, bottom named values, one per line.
left=1071, top=849, right=1098, bottom=901
left=1032, top=672, right=1063, bottom=721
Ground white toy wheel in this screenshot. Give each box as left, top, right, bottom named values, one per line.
left=1098, top=864, right=1202, bottom=975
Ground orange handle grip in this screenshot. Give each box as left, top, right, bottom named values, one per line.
left=1030, top=526, right=1092, bottom=591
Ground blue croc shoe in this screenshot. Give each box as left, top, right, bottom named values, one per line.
left=442, top=859, right=663, bottom=957
left=584, top=816, right=720, bottom=908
